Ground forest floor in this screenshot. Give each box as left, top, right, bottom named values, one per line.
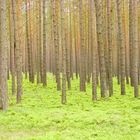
left=0, top=75, right=140, bottom=140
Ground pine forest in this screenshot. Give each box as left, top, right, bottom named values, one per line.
left=0, top=0, right=140, bottom=139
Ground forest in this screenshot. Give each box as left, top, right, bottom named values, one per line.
left=0, top=0, right=140, bottom=139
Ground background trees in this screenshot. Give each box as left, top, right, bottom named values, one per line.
left=0, top=0, right=139, bottom=110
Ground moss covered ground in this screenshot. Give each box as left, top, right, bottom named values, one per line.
left=0, top=74, right=140, bottom=140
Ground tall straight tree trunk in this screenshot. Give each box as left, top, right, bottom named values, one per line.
left=122, top=0, right=129, bottom=84
left=61, top=0, right=66, bottom=104
left=43, top=0, right=47, bottom=86
left=131, top=0, right=139, bottom=97
left=69, top=1, right=73, bottom=80
left=94, top=0, right=107, bottom=97
left=116, top=1, right=121, bottom=85
left=26, top=0, right=32, bottom=82
left=36, top=0, right=40, bottom=84
left=28, top=0, right=34, bottom=83
left=9, top=0, right=16, bottom=95
left=73, top=1, right=78, bottom=79
left=90, top=0, right=97, bottom=100
left=66, top=6, right=71, bottom=90
left=138, top=6, right=140, bottom=85
left=116, top=0, right=125, bottom=95
left=39, top=0, right=43, bottom=83
left=79, top=0, right=86, bottom=92
left=87, top=0, right=92, bottom=83
left=51, top=0, right=61, bottom=90
left=129, top=0, right=133, bottom=86
left=103, top=0, right=109, bottom=90
left=12, top=0, right=23, bottom=103
left=0, top=0, right=8, bottom=110
left=107, top=0, right=113, bottom=96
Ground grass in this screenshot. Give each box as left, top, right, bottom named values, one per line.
left=0, top=74, right=140, bottom=140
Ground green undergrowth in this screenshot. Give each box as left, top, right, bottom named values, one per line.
left=0, top=74, right=140, bottom=140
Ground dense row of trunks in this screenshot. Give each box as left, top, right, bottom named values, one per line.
left=0, top=0, right=139, bottom=110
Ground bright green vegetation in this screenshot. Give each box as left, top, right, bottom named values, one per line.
left=0, top=75, right=140, bottom=140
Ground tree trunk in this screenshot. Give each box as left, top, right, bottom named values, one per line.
left=116, top=0, right=125, bottom=95
left=9, top=0, right=16, bottom=95
left=131, top=0, right=139, bottom=97
left=0, top=0, right=8, bottom=110
left=12, top=0, right=23, bottom=103
left=43, top=0, right=47, bottom=86
left=79, top=0, right=86, bottom=92
left=107, top=0, right=113, bottom=96
left=94, top=0, right=107, bottom=97
left=61, top=0, right=66, bottom=104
